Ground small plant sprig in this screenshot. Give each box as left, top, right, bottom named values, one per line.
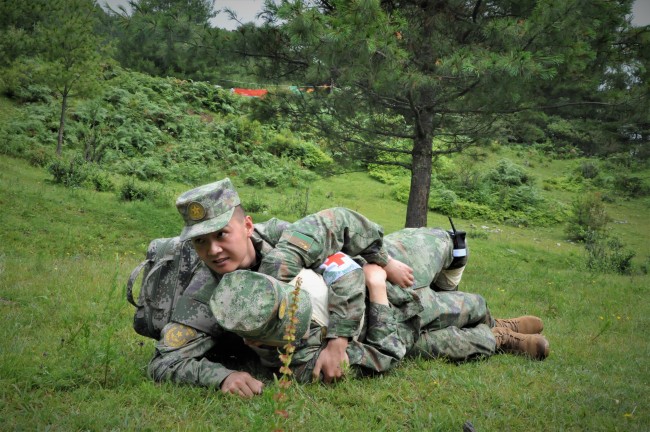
left=272, top=277, right=302, bottom=432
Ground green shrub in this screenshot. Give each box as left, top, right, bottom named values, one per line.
left=487, top=159, right=532, bottom=186
left=26, top=146, right=54, bottom=167
left=240, top=164, right=280, bottom=187
left=543, top=175, right=584, bottom=192
left=14, top=84, right=53, bottom=103
left=272, top=189, right=310, bottom=219
left=390, top=178, right=412, bottom=204
left=265, top=133, right=333, bottom=171
left=86, top=169, right=115, bottom=192
left=585, top=233, right=635, bottom=275
left=565, top=192, right=611, bottom=241
left=116, top=158, right=169, bottom=181
left=501, top=185, right=543, bottom=211
left=48, top=156, right=89, bottom=188
left=368, top=164, right=407, bottom=185
left=244, top=194, right=269, bottom=214
left=641, top=257, right=650, bottom=275
left=118, top=178, right=160, bottom=202
left=454, top=200, right=501, bottom=221
left=578, top=161, right=599, bottom=179
left=613, top=175, right=648, bottom=197
left=428, top=189, right=458, bottom=215
left=467, top=229, right=489, bottom=240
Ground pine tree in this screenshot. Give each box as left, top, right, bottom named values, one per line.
left=109, top=0, right=216, bottom=78
left=34, top=0, right=106, bottom=155
left=247, top=0, right=640, bottom=227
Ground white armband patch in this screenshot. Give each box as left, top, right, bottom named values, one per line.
left=318, top=252, right=361, bottom=286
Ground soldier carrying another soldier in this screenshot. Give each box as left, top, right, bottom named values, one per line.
left=143, top=178, right=548, bottom=397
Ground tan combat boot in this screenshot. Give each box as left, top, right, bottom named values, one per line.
left=494, top=315, right=544, bottom=334
left=492, top=327, right=549, bottom=360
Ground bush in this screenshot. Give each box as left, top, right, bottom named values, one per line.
left=454, top=200, right=501, bottom=221
left=48, top=156, right=89, bottom=188
left=502, top=185, right=543, bottom=211
left=578, top=161, right=599, bottom=179
left=86, top=169, right=115, bottom=192
left=118, top=178, right=160, bottom=202
left=26, top=146, right=55, bottom=167
left=116, top=158, right=169, bottom=181
left=272, top=189, right=310, bottom=219
left=486, top=159, right=532, bottom=186
left=244, top=194, right=269, bottom=214
left=390, top=178, right=412, bottom=204
left=265, top=133, right=333, bottom=171
left=565, top=192, right=611, bottom=241
left=428, top=189, right=458, bottom=215
left=585, top=233, right=635, bottom=275
left=613, top=175, right=648, bottom=198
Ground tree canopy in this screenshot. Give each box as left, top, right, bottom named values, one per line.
left=240, top=0, right=645, bottom=226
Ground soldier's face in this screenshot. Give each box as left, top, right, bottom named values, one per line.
left=191, top=215, right=255, bottom=274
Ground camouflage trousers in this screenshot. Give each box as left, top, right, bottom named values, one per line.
left=407, top=288, right=496, bottom=360
left=292, top=289, right=496, bottom=383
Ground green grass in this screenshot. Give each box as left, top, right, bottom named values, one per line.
left=1, top=155, right=649, bottom=431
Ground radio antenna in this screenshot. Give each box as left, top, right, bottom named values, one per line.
left=448, top=216, right=457, bottom=234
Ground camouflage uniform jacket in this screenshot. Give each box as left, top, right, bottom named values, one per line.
left=148, top=208, right=391, bottom=388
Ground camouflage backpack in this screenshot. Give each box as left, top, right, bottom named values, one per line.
left=126, top=237, right=201, bottom=340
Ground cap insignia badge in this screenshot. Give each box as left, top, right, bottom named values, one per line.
left=188, top=202, right=206, bottom=221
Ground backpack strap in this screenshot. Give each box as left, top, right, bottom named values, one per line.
left=126, top=258, right=151, bottom=307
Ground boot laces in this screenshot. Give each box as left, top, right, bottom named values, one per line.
left=495, top=318, right=520, bottom=332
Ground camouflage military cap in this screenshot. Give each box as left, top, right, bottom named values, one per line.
left=176, top=178, right=241, bottom=241
left=209, top=270, right=312, bottom=346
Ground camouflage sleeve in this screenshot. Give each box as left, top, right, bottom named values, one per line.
left=362, top=303, right=408, bottom=363
left=324, top=267, right=366, bottom=339
left=293, top=304, right=406, bottom=379
left=258, top=207, right=390, bottom=282
left=147, top=322, right=234, bottom=388
left=252, top=217, right=291, bottom=245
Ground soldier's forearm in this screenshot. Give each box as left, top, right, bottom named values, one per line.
left=148, top=352, right=234, bottom=388
left=147, top=329, right=234, bottom=389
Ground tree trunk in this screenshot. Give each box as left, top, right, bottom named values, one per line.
left=56, top=85, right=69, bottom=156
left=405, top=111, right=434, bottom=228
left=405, top=0, right=437, bottom=228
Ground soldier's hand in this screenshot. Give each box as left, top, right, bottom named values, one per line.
left=313, top=337, right=349, bottom=384
left=220, top=371, right=264, bottom=398
left=383, top=257, right=414, bottom=288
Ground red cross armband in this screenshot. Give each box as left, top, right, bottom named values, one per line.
left=318, top=252, right=361, bottom=286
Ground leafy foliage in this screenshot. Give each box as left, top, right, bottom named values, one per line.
left=118, top=177, right=165, bottom=202
left=371, top=156, right=562, bottom=226
left=108, top=0, right=216, bottom=79
left=1, top=67, right=326, bottom=192
left=585, top=232, right=636, bottom=275
left=565, top=192, right=611, bottom=242
left=48, top=156, right=90, bottom=188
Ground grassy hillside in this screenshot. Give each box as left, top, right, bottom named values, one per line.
left=1, top=154, right=648, bottom=431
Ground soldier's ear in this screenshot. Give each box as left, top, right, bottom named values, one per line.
left=243, top=215, right=254, bottom=236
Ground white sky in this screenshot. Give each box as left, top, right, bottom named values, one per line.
left=632, top=0, right=650, bottom=26
left=103, top=0, right=649, bottom=28
left=102, top=0, right=266, bottom=29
